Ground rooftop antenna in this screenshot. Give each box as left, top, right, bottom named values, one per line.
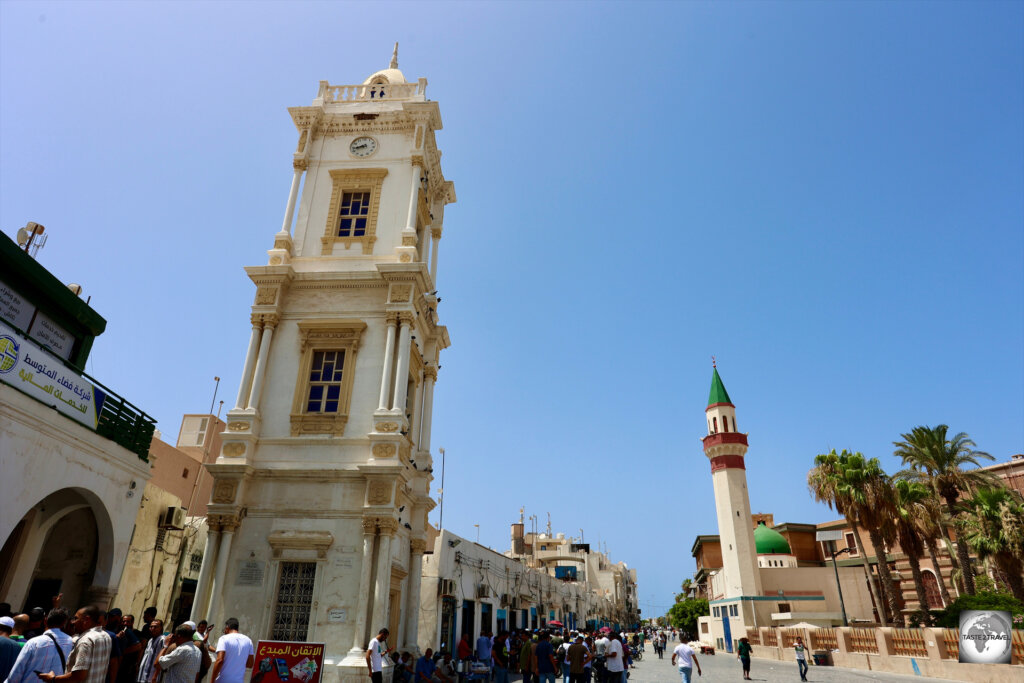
left=389, top=42, right=399, bottom=69
left=546, top=512, right=552, bottom=536
left=16, top=222, right=47, bottom=259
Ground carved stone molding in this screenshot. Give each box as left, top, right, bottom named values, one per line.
left=362, top=516, right=378, bottom=535
left=367, top=480, right=392, bottom=505
left=410, top=155, right=425, bottom=169
left=321, top=168, right=388, bottom=255
left=375, top=422, right=399, bottom=433
left=252, top=312, right=280, bottom=328
left=208, top=513, right=241, bottom=532
left=227, top=421, right=248, bottom=432
left=372, top=443, right=397, bottom=458
left=293, top=158, right=308, bottom=171
left=212, top=479, right=239, bottom=504
left=255, top=286, right=279, bottom=306
left=267, top=529, right=334, bottom=559
left=377, top=517, right=399, bottom=536
left=399, top=253, right=412, bottom=263
left=410, top=538, right=427, bottom=554
left=388, top=285, right=413, bottom=303
left=222, top=442, right=246, bottom=458
left=423, top=366, right=438, bottom=381
left=397, top=311, right=416, bottom=326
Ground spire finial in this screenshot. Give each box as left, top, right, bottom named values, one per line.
left=390, top=42, right=399, bottom=69
left=712, top=355, right=717, bottom=369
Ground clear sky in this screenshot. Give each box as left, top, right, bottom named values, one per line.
left=2, top=1, right=1022, bottom=621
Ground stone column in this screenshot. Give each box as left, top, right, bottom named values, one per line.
left=234, top=322, right=262, bottom=410
left=209, top=517, right=238, bottom=620
left=419, top=367, right=437, bottom=452
left=246, top=314, right=278, bottom=410
left=390, top=316, right=413, bottom=413
left=190, top=526, right=221, bottom=620
left=406, top=164, right=422, bottom=233
left=280, top=167, right=304, bottom=237
left=351, top=518, right=378, bottom=653
left=371, top=519, right=398, bottom=632
left=404, top=538, right=426, bottom=652
left=409, top=370, right=424, bottom=445
left=377, top=317, right=398, bottom=411
left=429, top=230, right=441, bottom=283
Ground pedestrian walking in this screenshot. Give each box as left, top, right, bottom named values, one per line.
left=5, top=608, right=73, bottom=683
left=736, top=637, right=752, bottom=680
left=793, top=637, right=808, bottom=682
left=155, top=625, right=202, bottom=683
left=491, top=630, right=510, bottom=683
left=365, top=628, right=389, bottom=683
left=603, top=634, right=623, bottom=683
left=518, top=632, right=534, bottom=683
left=211, top=619, right=254, bottom=683
left=533, top=631, right=558, bottom=683
left=37, top=606, right=112, bottom=683
left=565, top=636, right=589, bottom=683
left=670, top=639, right=701, bottom=683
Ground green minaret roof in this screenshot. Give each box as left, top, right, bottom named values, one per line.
left=754, top=521, right=792, bottom=555
left=708, top=367, right=733, bottom=406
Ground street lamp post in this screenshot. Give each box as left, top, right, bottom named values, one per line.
left=830, top=547, right=853, bottom=626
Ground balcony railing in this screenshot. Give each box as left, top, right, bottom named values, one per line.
left=315, top=78, right=428, bottom=104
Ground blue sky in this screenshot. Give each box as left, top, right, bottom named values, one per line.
left=2, top=1, right=1021, bottom=620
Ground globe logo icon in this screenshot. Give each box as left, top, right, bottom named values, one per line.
left=959, top=610, right=1012, bottom=664
left=0, top=335, right=19, bottom=374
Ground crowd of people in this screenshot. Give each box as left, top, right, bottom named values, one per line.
left=380, top=626, right=703, bottom=683
left=0, top=600, right=253, bottom=683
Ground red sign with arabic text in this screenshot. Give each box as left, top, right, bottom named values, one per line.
left=250, top=641, right=326, bottom=683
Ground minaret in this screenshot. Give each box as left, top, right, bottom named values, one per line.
left=702, top=363, right=762, bottom=600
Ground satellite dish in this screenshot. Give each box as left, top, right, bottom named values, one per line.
left=16, top=228, right=30, bottom=247
left=67, top=283, right=83, bottom=296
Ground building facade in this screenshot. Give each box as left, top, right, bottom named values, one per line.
left=190, top=47, right=455, bottom=683
left=1, top=229, right=155, bottom=611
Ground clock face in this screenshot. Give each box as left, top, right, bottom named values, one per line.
left=349, top=136, right=377, bottom=158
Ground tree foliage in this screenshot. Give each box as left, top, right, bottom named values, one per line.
left=666, top=598, right=708, bottom=637
left=932, top=591, right=1024, bottom=628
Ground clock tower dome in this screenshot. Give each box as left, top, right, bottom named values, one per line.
left=193, top=45, right=456, bottom=679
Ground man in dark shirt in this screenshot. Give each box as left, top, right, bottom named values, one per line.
left=533, top=632, right=558, bottom=683
left=491, top=631, right=509, bottom=683
left=566, top=636, right=590, bottom=683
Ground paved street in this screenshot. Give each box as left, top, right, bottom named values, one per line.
left=622, top=649, right=957, bottom=683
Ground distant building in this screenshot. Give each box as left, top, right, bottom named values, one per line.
left=113, top=414, right=224, bottom=625
left=0, top=229, right=155, bottom=610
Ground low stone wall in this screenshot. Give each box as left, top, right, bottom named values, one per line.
left=744, top=625, right=1022, bottom=683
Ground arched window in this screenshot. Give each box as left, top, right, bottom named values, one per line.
left=712, top=417, right=718, bottom=433
left=922, top=570, right=944, bottom=609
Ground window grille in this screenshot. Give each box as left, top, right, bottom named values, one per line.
left=272, top=562, right=317, bottom=641
left=849, top=628, right=879, bottom=654
left=155, top=528, right=167, bottom=551
left=190, top=551, right=204, bottom=572
left=811, top=628, right=837, bottom=650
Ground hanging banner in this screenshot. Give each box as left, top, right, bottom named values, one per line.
left=0, top=320, right=105, bottom=429
left=251, top=641, right=325, bottom=683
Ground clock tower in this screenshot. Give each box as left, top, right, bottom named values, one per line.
left=193, top=45, right=455, bottom=681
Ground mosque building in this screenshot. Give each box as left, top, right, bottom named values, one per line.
left=695, top=366, right=876, bottom=653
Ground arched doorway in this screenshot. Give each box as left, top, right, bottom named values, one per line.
left=922, top=570, right=944, bottom=609
left=0, top=488, right=114, bottom=611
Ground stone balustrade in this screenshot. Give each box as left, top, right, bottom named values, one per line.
left=742, top=625, right=1022, bottom=683
left=314, top=78, right=428, bottom=104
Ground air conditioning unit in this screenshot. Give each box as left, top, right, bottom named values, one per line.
left=500, top=593, right=511, bottom=607
left=476, top=584, right=489, bottom=599
left=159, top=506, right=186, bottom=530
left=438, top=579, right=456, bottom=596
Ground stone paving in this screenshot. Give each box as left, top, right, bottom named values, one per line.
left=620, top=647, right=959, bottom=683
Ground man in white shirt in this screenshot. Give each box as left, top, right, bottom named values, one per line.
left=210, top=619, right=253, bottom=683
left=5, top=608, right=74, bottom=683
left=670, top=641, right=701, bottom=683
left=603, top=635, right=623, bottom=683
left=365, top=628, right=390, bottom=683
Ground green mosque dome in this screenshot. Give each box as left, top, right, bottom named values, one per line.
left=754, top=521, right=792, bottom=554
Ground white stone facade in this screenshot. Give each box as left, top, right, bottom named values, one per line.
left=191, top=49, right=454, bottom=683
left=1, top=384, right=150, bottom=610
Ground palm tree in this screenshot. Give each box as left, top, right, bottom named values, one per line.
left=844, top=455, right=904, bottom=626
left=808, top=449, right=888, bottom=623
left=894, top=425, right=995, bottom=595
left=916, top=496, right=954, bottom=606
left=961, top=487, right=1024, bottom=601
left=893, top=478, right=934, bottom=622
